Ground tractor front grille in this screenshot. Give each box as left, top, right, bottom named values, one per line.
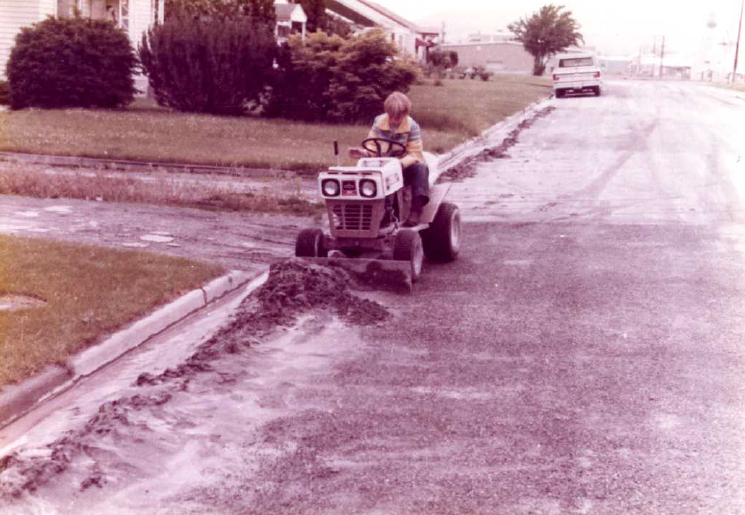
left=327, top=200, right=384, bottom=238
left=332, top=203, right=373, bottom=230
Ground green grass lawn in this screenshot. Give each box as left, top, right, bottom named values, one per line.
left=0, top=236, right=224, bottom=389
left=0, top=75, right=552, bottom=171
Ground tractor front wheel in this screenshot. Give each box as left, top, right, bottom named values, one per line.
left=393, top=229, right=424, bottom=282
left=422, top=202, right=461, bottom=262
left=295, top=228, right=328, bottom=258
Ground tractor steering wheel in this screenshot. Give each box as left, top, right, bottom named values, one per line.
left=361, top=137, right=407, bottom=158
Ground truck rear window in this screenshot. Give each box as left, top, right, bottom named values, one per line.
left=559, top=57, right=594, bottom=68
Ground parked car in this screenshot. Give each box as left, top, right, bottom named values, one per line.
left=552, top=53, right=604, bottom=98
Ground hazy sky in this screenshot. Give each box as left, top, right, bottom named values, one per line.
left=371, top=0, right=744, bottom=58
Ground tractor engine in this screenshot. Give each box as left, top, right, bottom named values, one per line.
left=318, top=157, right=405, bottom=239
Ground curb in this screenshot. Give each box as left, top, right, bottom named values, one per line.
left=0, top=269, right=268, bottom=428
left=0, top=151, right=298, bottom=180
left=436, top=95, right=554, bottom=174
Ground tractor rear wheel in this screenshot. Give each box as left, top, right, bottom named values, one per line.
left=295, top=228, right=328, bottom=257
left=422, top=202, right=461, bottom=262
left=392, top=229, right=424, bottom=282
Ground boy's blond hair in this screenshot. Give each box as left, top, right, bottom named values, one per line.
left=384, top=92, right=411, bottom=118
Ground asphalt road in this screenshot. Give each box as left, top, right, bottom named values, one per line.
left=3, top=80, right=745, bottom=514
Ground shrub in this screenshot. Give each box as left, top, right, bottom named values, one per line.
left=266, top=29, right=418, bottom=123
left=139, top=14, right=276, bottom=115
left=474, top=66, right=492, bottom=81
left=428, top=49, right=458, bottom=69
left=328, top=30, right=419, bottom=121
left=264, top=31, right=345, bottom=121
left=0, top=80, right=9, bottom=105
left=6, top=16, right=137, bottom=110
left=165, top=0, right=276, bottom=25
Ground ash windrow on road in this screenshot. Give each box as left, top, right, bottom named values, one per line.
left=0, top=259, right=388, bottom=499
left=439, top=106, right=556, bottom=183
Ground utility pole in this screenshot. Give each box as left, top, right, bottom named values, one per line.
left=659, top=35, right=666, bottom=78
left=734, top=0, right=744, bottom=83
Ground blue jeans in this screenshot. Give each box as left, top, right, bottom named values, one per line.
left=404, top=161, right=430, bottom=204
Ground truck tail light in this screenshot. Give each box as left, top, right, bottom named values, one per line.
left=553, top=74, right=559, bottom=81
left=594, top=71, right=602, bottom=78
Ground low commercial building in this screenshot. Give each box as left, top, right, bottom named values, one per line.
left=438, top=41, right=533, bottom=73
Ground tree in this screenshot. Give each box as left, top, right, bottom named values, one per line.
left=165, top=0, right=276, bottom=25
left=6, top=16, right=137, bottom=109
left=508, top=4, right=583, bottom=76
left=265, top=29, right=418, bottom=122
left=428, top=49, right=458, bottom=69
left=139, top=13, right=276, bottom=114
left=328, top=29, right=418, bottom=121
left=323, top=13, right=352, bottom=37
left=236, top=0, right=276, bottom=25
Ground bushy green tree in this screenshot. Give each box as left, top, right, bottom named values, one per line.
left=428, top=49, right=458, bottom=69
left=266, top=29, right=418, bottom=122
left=138, top=13, right=276, bottom=115
left=5, top=16, right=137, bottom=110
left=323, top=13, right=352, bottom=38
left=328, top=30, right=418, bottom=121
left=165, top=0, right=276, bottom=24
left=265, top=31, right=344, bottom=121
left=508, top=4, right=583, bottom=76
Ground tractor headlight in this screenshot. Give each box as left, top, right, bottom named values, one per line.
left=321, top=179, right=340, bottom=197
left=359, top=179, right=377, bottom=198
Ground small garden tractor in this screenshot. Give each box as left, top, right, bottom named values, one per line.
left=295, top=137, right=461, bottom=291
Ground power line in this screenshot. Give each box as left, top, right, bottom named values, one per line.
left=733, top=0, right=744, bottom=82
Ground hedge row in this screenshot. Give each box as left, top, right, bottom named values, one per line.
left=4, top=14, right=419, bottom=122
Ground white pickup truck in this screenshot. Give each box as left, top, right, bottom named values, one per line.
left=552, top=53, right=603, bottom=98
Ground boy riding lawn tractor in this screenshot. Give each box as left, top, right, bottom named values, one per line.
left=294, top=136, right=461, bottom=291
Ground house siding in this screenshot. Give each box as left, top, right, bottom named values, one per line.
left=131, top=0, right=150, bottom=45
left=39, top=0, right=57, bottom=16
left=0, top=0, right=45, bottom=78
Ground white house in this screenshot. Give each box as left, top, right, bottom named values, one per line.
left=0, top=0, right=164, bottom=85
left=325, top=0, right=439, bottom=62
left=274, top=0, right=306, bottom=43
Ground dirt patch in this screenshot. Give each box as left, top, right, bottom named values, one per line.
left=439, top=106, right=556, bottom=183
left=0, top=259, right=388, bottom=497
